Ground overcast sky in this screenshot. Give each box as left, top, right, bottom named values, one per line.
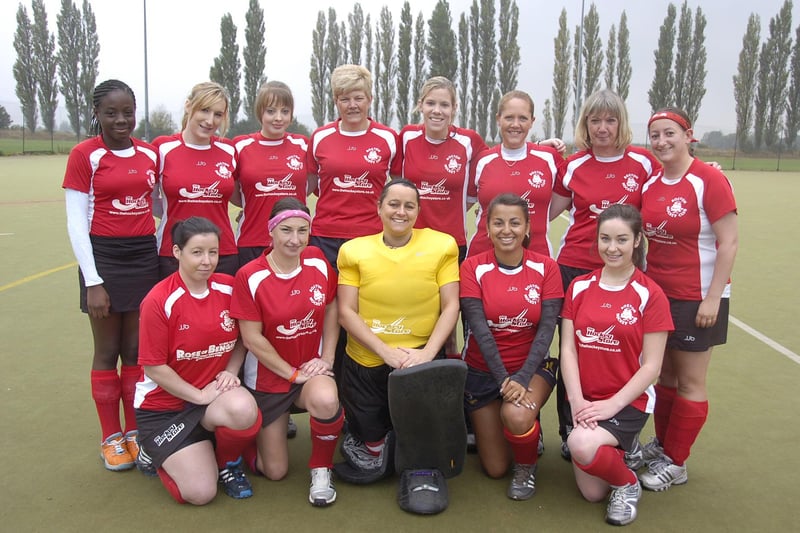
left=1, top=0, right=798, bottom=142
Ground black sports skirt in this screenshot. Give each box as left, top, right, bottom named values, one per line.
left=79, top=235, right=158, bottom=313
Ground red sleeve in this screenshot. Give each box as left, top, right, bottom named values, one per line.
left=229, top=266, right=262, bottom=322
left=306, top=130, right=320, bottom=176
left=138, top=291, right=170, bottom=367
left=561, top=280, right=577, bottom=320
left=642, top=281, right=674, bottom=334
left=700, top=164, right=737, bottom=223
left=62, top=144, right=91, bottom=191
left=459, top=256, right=482, bottom=299
left=391, top=127, right=408, bottom=177
left=542, top=257, right=565, bottom=300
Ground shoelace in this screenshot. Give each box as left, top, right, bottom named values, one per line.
left=107, top=439, right=127, bottom=455
left=512, top=465, right=535, bottom=488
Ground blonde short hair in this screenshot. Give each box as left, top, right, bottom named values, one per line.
left=182, top=81, right=230, bottom=137
left=254, top=80, right=294, bottom=124
left=574, top=89, right=632, bottom=151
left=330, top=64, right=373, bottom=100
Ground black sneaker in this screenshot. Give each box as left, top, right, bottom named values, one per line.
left=287, top=416, right=298, bottom=439
left=219, top=457, right=253, bottom=499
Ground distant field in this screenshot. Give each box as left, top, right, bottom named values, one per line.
left=0, top=136, right=77, bottom=156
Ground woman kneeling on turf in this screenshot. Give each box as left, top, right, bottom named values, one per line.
left=232, top=198, right=343, bottom=507
left=460, top=193, right=563, bottom=501
left=560, top=205, right=673, bottom=526
left=135, top=217, right=261, bottom=504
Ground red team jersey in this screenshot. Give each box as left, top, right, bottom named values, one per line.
left=62, top=136, right=158, bottom=237
left=641, top=158, right=737, bottom=301
left=233, top=132, right=309, bottom=248
left=460, top=249, right=564, bottom=374
left=554, top=146, right=659, bottom=270
left=392, top=124, right=487, bottom=246
left=307, top=119, right=398, bottom=239
left=468, top=143, right=565, bottom=258
left=230, top=246, right=338, bottom=393
left=153, top=134, right=238, bottom=256
left=135, top=272, right=239, bottom=412
left=562, top=269, right=673, bottom=413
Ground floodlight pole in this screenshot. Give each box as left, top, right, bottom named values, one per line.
left=143, top=0, right=151, bottom=141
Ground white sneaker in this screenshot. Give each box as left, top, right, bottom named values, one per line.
left=641, top=437, right=665, bottom=466
left=309, top=467, right=336, bottom=506
left=606, top=480, right=642, bottom=525
left=639, top=456, right=688, bottom=491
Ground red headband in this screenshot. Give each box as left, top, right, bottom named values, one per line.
left=648, top=111, right=698, bottom=142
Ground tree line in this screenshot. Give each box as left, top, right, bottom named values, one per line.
left=11, top=0, right=800, bottom=152
left=12, top=0, right=99, bottom=138
left=734, top=0, right=800, bottom=151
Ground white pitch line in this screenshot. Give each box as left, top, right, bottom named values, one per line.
left=729, top=315, right=800, bottom=365
left=0, top=233, right=14, bottom=236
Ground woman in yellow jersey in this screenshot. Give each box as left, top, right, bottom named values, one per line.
left=336, top=179, right=460, bottom=482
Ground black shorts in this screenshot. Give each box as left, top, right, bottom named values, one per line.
left=464, top=358, right=559, bottom=413
left=309, top=236, right=349, bottom=274
left=340, top=354, right=393, bottom=442
left=158, top=253, right=240, bottom=279
left=595, top=404, right=649, bottom=453
left=135, top=405, right=212, bottom=468
left=79, top=235, right=158, bottom=313
left=558, top=264, right=592, bottom=293
left=238, top=246, right=266, bottom=267
left=248, top=386, right=306, bottom=427
left=667, top=298, right=729, bottom=352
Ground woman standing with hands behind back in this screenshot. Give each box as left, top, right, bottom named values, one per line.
left=638, top=107, right=738, bottom=492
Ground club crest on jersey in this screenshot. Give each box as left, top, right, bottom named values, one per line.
left=215, top=162, right=233, bottom=179
left=528, top=171, right=546, bottom=189
left=146, top=169, right=157, bottom=188
left=524, top=284, right=541, bottom=305
left=444, top=154, right=462, bottom=174
left=621, top=173, right=640, bottom=192
left=666, top=196, right=688, bottom=218
left=616, top=304, right=638, bottom=326
left=363, top=147, right=382, bottom=164
left=286, top=155, right=303, bottom=170
left=309, top=284, right=326, bottom=306
left=220, top=310, right=235, bottom=332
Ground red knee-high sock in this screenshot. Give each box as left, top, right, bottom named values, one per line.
left=654, top=384, right=677, bottom=444
left=157, top=468, right=186, bottom=504
left=120, top=365, right=141, bottom=434
left=503, top=420, right=540, bottom=465
left=574, top=445, right=637, bottom=487
left=663, top=397, right=708, bottom=466
left=309, top=407, right=345, bottom=469
left=91, top=369, right=122, bottom=440
left=215, top=411, right=263, bottom=468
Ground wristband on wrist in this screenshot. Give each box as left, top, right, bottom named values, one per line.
left=288, top=367, right=300, bottom=383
